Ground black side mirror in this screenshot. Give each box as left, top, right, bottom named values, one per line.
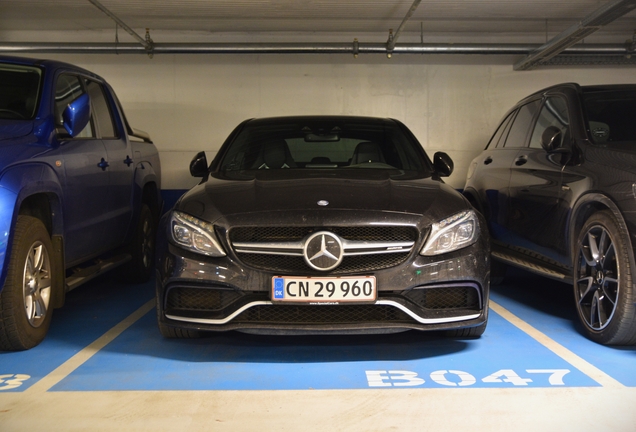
left=541, top=126, right=567, bottom=153
left=433, top=152, right=454, bottom=177
left=190, top=151, right=209, bottom=177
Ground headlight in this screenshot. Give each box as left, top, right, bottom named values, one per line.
left=169, top=211, right=226, bottom=257
left=421, top=210, right=479, bottom=256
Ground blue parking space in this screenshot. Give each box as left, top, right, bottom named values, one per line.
left=490, top=268, right=636, bottom=387
left=2, top=270, right=635, bottom=393
left=0, top=273, right=154, bottom=392
left=49, top=309, right=598, bottom=391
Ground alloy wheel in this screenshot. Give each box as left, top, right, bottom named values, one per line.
left=575, top=225, right=619, bottom=331
left=22, top=241, right=51, bottom=328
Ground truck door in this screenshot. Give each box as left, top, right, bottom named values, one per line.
left=53, top=74, right=112, bottom=265
left=84, top=79, right=134, bottom=244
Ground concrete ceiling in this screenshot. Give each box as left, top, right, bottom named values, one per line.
left=1, top=0, right=635, bottom=43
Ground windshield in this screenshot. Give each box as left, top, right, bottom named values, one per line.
left=583, top=90, right=636, bottom=144
left=0, top=63, right=42, bottom=120
left=219, top=119, right=430, bottom=173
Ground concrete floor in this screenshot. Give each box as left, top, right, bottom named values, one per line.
left=1, top=269, right=635, bottom=431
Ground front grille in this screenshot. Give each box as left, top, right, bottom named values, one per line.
left=404, top=286, right=480, bottom=310
left=229, top=225, right=418, bottom=274
left=234, top=304, right=413, bottom=324
left=230, top=226, right=417, bottom=243
left=167, top=287, right=244, bottom=311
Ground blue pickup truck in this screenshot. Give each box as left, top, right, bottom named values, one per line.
left=0, top=56, right=162, bottom=350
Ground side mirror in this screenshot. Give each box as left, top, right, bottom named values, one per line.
left=190, top=151, right=209, bottom=177
left=433, top=152, right=454, bottom=177
left=541, top=126, right=566, bottom=153
left=62, top=93, right=91, bottom=137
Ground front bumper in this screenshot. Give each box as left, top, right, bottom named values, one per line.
left=156, top=238, right=490, bottom=335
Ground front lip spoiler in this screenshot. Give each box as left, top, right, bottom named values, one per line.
left=165, top=299, right=481, bottom=326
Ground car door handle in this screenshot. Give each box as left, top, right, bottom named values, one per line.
left=484, top=157, right=493, bottom=165
left=98, top=158, right=109, bottom=171
left=514, top=156, right=527, bottom=166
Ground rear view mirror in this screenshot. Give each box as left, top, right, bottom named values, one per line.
left=190, top=151, right=209, bottom=177
left=433, top=152, right=454, bottom=177
left=62, top=93, right=91, bottom=137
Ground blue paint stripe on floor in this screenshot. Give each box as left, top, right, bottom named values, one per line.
left=50, top=310, right=597, bottom=391
left=490, top=269, right=636, bottom=387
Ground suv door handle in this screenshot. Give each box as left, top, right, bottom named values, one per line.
left=484, top=157, right=493, bottom=165
left=514, top=156, right=528, bottom=166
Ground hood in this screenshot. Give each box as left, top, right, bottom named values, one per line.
left=176, top=169, right=467, bottom=225
left=0, top=121, right=33, bottom=142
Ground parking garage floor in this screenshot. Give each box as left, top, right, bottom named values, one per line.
left=0, top=268, right=635, bottom=432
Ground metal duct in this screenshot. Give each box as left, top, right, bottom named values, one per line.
left=514, top=0, right=636, bottom=70
left=0, top=41, right=631, bottom=57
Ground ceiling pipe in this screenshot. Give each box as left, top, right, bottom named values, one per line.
left=0, top=42, right=630, bottom=57
left=514, top=0, right=636, bottom=70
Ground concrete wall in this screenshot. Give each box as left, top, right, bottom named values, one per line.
left=16, top=52, right=636, bottom=190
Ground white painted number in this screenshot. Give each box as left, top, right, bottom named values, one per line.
left=430, top=370, right=476, bottom=387
left=0, top=374, right=31, bottom=390
left=526, top=369, right=569, bottom=385
left=365, top=370, right=425, bottom=387
left=482, top=369, right=533, bottom=386
left=365, top=369, right=570, bottom=387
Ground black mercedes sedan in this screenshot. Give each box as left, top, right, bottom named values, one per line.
left=464, top=83, right=636, bottom=346
left=156, top=116, right=489, bottom=338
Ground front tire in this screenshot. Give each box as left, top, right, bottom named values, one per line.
left=0, top=216, right=55, bottom=351
left=574, top=211, right=636, bottom=345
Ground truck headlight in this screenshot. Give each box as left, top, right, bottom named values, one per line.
left=170, top=211, right=226, bottom=257
left=421, top=210, right=479, bottom=256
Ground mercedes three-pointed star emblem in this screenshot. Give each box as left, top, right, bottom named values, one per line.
left=303, top=231, right=344, bottom=271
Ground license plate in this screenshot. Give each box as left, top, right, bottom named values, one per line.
left=271, top=276, right=377, bottom=303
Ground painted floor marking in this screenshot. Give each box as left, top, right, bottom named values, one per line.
left=23, top=299, right=155, bottom=394
left=489, top=300, right=624, bottom=389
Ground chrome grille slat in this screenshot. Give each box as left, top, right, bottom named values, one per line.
left=233, top=239, right=414, bottom=256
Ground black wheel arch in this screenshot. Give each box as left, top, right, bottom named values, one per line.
left=17, top=192, right=66, bottom=308
left=569, top=193, right=636, bottom=269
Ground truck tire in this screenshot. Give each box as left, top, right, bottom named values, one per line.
left=0, top=216, right=55, bottom=350
left=126, top=204, right=155, bottom=283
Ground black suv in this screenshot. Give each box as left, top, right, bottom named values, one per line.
left=464, top=83, right=636, bottom=346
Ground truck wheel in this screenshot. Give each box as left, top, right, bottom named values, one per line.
left=127, top=204, right=155, bottom=283
left=574, top=210, right=636, bottom=345
left=0, top=216, right=54, bottom=350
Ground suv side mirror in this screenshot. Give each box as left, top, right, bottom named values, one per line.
left=190, top=151, right=209, bottom=177
left=62, top=93, right=91, bottom=137
left=433, top=152, right=454, bottom=177
left=541, top=126, right=567, bottom=153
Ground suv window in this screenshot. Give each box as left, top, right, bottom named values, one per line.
left=502, top=100, right=541, bottom=148
left=487, top=111, right=515, bottom=149
left=529, top=97, right=569, bottom=149
left=55, top=74, right=94, bottom=138
left=583, top=90, right=636, bottom=143
left=85, top=79, right=117, bottom=138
